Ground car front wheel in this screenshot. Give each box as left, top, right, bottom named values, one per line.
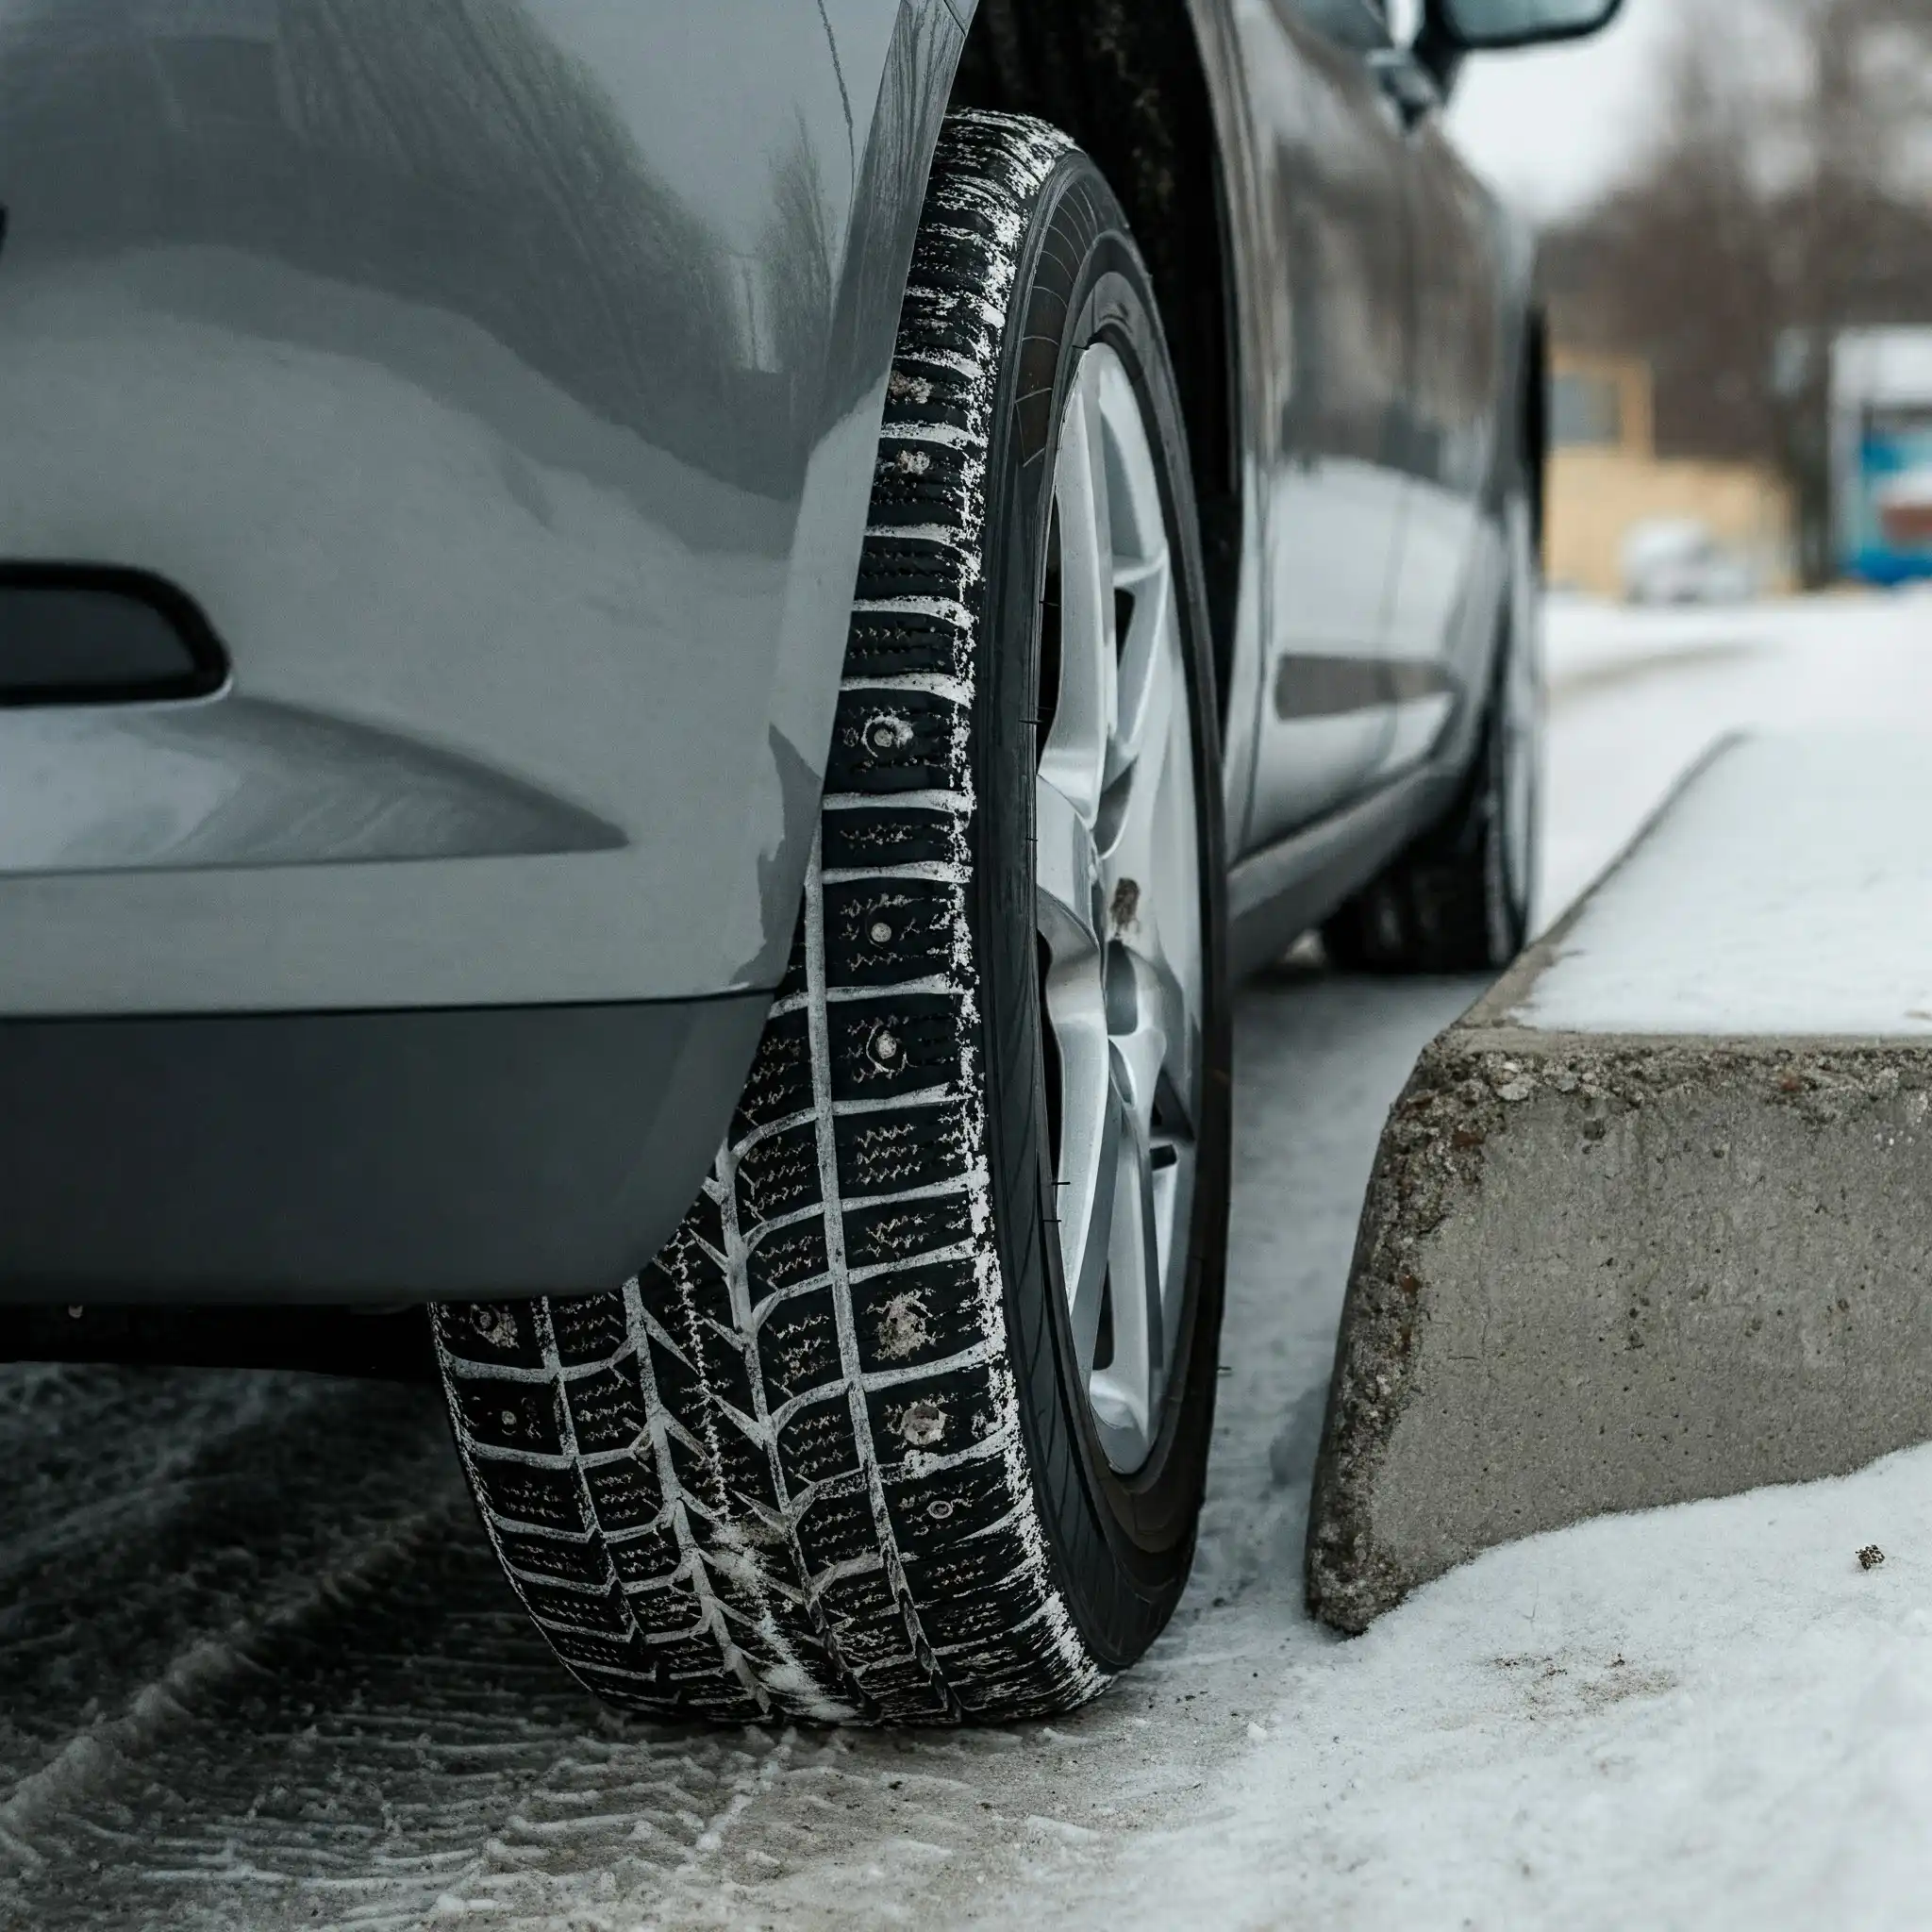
left=435, top=110, right=1230, bottom=1724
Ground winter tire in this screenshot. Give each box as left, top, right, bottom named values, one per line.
left=436, top=111, right=1231, bottom=1724
left=1321, top=491, right=1542, bottom=974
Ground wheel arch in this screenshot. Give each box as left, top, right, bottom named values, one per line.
left=949, top=0, right=1241, bottom=725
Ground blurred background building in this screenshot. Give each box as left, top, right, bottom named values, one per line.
left=1545, top=345, right=1794, bottom=599
left=1453, top=0, right=1932, bottom=599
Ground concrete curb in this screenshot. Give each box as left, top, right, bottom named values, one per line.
left=1307, top=741, right=1932, bottom=1634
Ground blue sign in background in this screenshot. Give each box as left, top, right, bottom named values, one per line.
left=1848, top=416, right=1932, bottom=586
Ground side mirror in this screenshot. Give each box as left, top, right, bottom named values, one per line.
left=1428, top=0, right=1623, bottom=50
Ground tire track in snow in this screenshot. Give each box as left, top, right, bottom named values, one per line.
left=0, top=1464, right=833, bottom=1930
left=0, top=1493, right=457, bottom=1873
left=0, top=1369, right=461, bottom=1815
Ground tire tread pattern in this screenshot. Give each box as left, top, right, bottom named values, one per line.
left=437, top=111, right=1109, bottom=1725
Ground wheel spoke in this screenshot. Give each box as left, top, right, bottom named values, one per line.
left=1035, top=771, right=1103, bottom=961
left=1089, top=1079, right=1162, bottom=1458
left=1049, top=997, right=1117, bottom=1379
left=1106, top=948, right=1169, bottom=1141
left=1110, top=945, right=1197, bottom=1352
left=1090, top=349, right=1165, bottom=561
left=1151, top=1140, right=1195, bottom=1351
left=1106, top=554, right=1175, bottom=793
left=1101, top=614, right=1201, bottom=1121
left=1101, top=568, right=1181, bottom=859
left=1041, top=389, right=1116, bottom=824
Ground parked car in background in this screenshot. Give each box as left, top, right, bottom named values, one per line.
left=0, top=0, right=1619, bottom=1724
left=1622, top=517, right=1758, bottom=605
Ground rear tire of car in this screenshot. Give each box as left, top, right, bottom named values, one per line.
left=435, top=111, right=1230, bottom=1724
left=1321, top=492, right=1542, bottom=974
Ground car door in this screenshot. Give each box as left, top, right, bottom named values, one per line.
left=1377, top=108, right=1507, bottom=775
left=1232, top=0, right=1413, bottom=851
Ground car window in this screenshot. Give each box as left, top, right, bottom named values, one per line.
left=1285, top=0, right=1394, bottom=54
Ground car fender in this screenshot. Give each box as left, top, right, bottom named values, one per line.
left=0, top=0, right=967, bottom=1018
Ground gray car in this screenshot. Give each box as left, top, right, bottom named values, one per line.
left=0, top=0, right=1617, bottom=1723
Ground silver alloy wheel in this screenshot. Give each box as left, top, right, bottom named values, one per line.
left=1034, top=343, right=1205, bottom=1476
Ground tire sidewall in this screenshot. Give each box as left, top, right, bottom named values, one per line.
left=973, top=156, right=1231, bottom=1662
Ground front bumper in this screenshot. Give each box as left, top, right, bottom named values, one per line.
left=0, top=992, right=767, bottom=1305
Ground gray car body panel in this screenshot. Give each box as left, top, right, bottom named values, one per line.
left=0, top=0, right=1557, bottom=1308
left=0, top=0, right=961, bottom=1015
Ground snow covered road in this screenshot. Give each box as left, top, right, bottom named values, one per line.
left=3, top=591, right=1930, bottom=1929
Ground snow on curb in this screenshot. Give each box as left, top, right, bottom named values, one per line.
left=1309, top=732, right=1932, bottom=1632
